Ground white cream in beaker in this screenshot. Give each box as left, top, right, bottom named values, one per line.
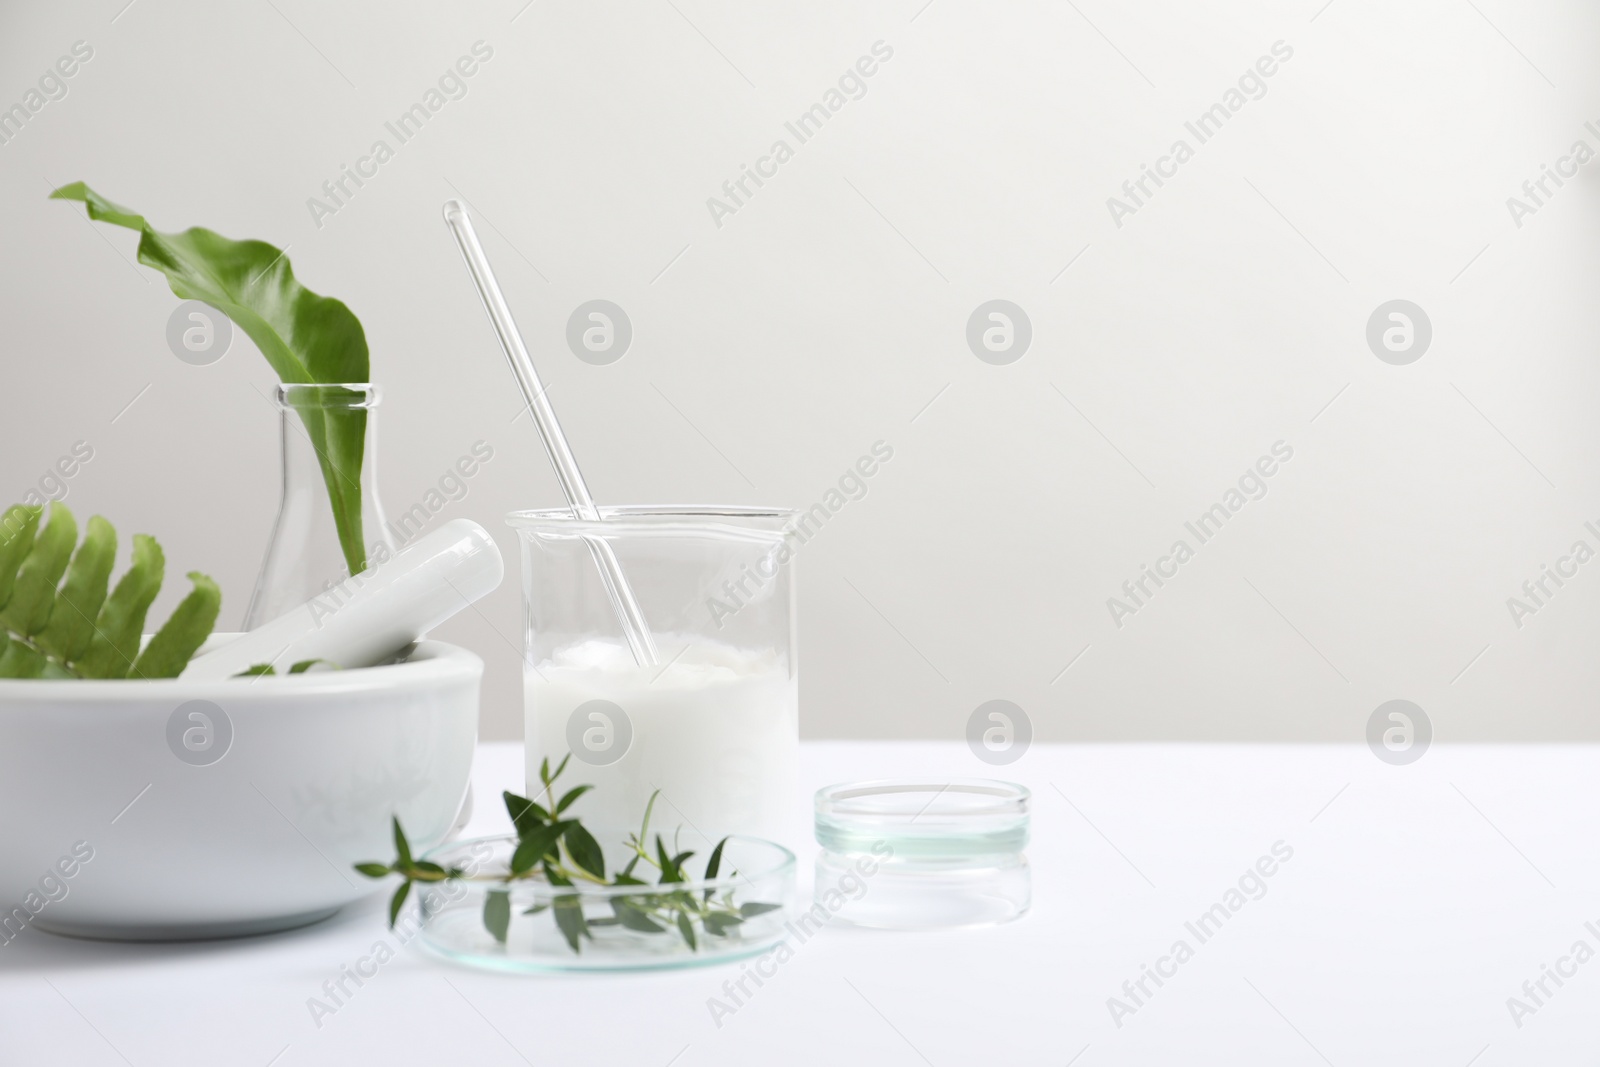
left=524, top=635, right=797, bottom=862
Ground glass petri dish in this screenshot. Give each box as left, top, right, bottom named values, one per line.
left=415, top=834, right=797, bottom=973
left=813, top=779, right=1030, bottom=930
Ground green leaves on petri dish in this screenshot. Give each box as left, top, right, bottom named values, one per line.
left=0, top=503, right=220, bottom=679
left=51, top=182, right=372, bottom=577
left=355, top=759, right=783, bottom=954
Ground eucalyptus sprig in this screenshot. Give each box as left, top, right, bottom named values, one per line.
left=354, top=819, right=464, bottom=927
left=356, top=755, right=781, bottom=954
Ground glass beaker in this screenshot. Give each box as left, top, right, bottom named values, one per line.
left=244, top=384, right=396, bottom=629
left=506, top=507, right=799, bottom=860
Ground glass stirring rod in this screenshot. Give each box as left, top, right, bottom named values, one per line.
left=442, top=199, right=660, bottom=667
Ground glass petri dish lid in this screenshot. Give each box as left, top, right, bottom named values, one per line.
left=815, top=779, right=1030, bottom=860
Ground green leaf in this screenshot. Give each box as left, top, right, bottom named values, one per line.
left=484, top=890, right=511, bottom=944
left=0, top=503, right=76, bottom=637
left=636, top=790, right=659, bottom=848
left=521, top=902, right=550, bottom=917
left=540, top=863, right=589, bottom=953
left=675, top=910, right=697, bottom=951
left=563, top=822, right=606, bottom=880
left=510, top=822, right=565, bottom=875
left=703, top=911, right=744, bottom=937
left=554, top=784, right=592, bottom=815
left=0, top=512, right=218, bottom=680
left=77, top=534, right=163, bottom=679
left=547, top=753, right=571, bottom=788
left=235, top=663, right=276, bottom=676
left=392, top=817, right=413, bottom=867
left=131, top=572, right=220, bottom=679
left=704, top=837, right=728, bottom=881
left=703, top=837, right=728, bottom=902
left=552, top=896, right=588, bottom=954
left=655, top=836, right=686, bottom=883
left=0, top=506, right=42, bottom=612
left=288, top=658, right=331, bottom=674
left=0, top=638, right=46, bottom=679
left=612, top=899, right=666, bottom=933
left=35, top=515, right=115, bottom=664
left=503, top=790, right=550, bottom=836
left=354, top=862, right=391, bottom=879
left=52, top=182, right=371, bottom=575
left=739, top=902, right=783, bottom=919
left=282, top=385, right=369, bottom=576
left=388, top=880, right=411, bottom=928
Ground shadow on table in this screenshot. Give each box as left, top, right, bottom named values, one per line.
left=1, top=892, right=390, bottom=973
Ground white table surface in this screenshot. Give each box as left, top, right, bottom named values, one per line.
left=4, top=740, right=1597, bottom=1066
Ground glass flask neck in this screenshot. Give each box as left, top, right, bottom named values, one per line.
left=242, top=383, right=392, bottom=629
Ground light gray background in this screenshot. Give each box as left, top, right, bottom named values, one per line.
left=1, top=0, right=1596, bottom=742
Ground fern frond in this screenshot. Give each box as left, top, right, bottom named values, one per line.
left=0, top=503, right=219, bottom=679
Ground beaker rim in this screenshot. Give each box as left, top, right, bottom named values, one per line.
left=506, top=505, right=800, bottom=539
